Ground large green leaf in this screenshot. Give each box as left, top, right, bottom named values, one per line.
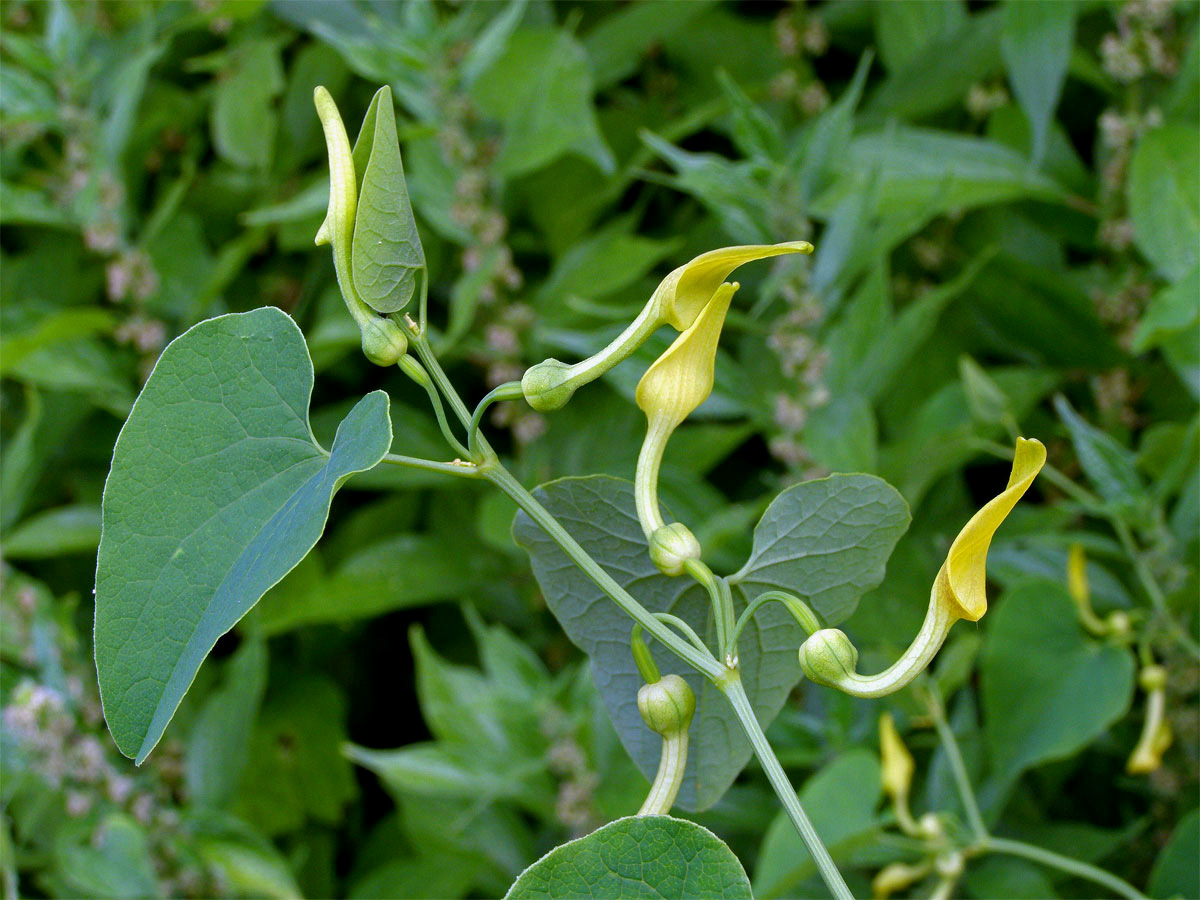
left=1149, top=808, right=1200, bottom=900
left=95, top=307, right=391, bottom=763
left=813, top=126, right=1066, bottom=222
left=981, top=580, right=1135, bottom=782
left=1128, top=124, right=1200, bottom=282
left=351, top=85, right=425, bottom=314
left=730, top=475, right=911, bottom=625
left=1001, top=0, right=1074, bottom=165
left=471, top=27, right=614, bottom=177
left=504, top=816, right=752, bottom=900
left=513, top=475, right=907, bottom=811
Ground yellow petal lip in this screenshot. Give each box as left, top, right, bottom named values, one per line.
left=636, top=282, right=738, bottom=426
left=653, top=241, right=812, bottom=331
left=941, top=437, right=1047, bottom=621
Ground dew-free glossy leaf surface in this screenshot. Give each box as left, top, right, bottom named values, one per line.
left=504, top=815, right=751, bottom=900
left=95, top=307, right=391, bottom=763
left=351, top=85, right=424, bottom=313
left=513, top=475, right=907, bottom=811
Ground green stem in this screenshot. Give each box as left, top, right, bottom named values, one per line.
left=378, top=453, right=482, bottom=478
left=483, top=464, right=724, bottom=682
left=637, top=729, right=689, bottom=817
left=925, top=687, right=988, bottom=843
left=469, top=381, right=524, bottom=458
left=981, top=837, right=1147, bottom=900
left=653, top=612, right=711, bottom=657
left=397, top=356, right=471, bottom=459
left=730, top=590, right=822, bottom=651
left=721, top=675, right=854, bottom=900
left=683, top=559, right=732, bottom=660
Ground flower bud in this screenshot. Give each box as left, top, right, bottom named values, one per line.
left=648, top=523, right=701, bottom=577
left=872, top=862, right=930, bottom=900
left=879, top=713, right=914, bottom=803
left=1107, top=610, right=1132, bottom=637
left=1139, top=664, right=1167, bottom=692
left=935, top=851, right=964, bottom=879
left=918, top=812, right=943, bottom=840
left=360, top=317, right=408, bottom=366
left=521, top=359, right=576, bottom=412
left=637, top=674, right=695, bottom=738
left=798, top=629, right=859, bottom=687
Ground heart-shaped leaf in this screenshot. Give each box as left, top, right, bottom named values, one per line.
left=504, top=816, right=751, bottom=900
left=95, top=307, right=391, bottom=763
left=513, top=474, right=908, bottom=811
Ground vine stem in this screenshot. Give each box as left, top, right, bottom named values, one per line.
left=925, top=688, right=987, bottom=842
left=722, top=674, right=854, bottom=900
left=926, top=687, right=1148, bottom=900
left=398, top=322, right=849, bottom=896
left=980, top=837, right=1147, bottom=900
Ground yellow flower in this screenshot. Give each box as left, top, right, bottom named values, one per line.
left=634, top=283, right=736, bottom=539
left=800, top=438, right=1047, bottom=697
left=1127, top=664, right=1172, bottom=774
left=649, top=241, right=813, bottom=331
left=939, top=436, right=1046, bottom=622
left=522, top=242, right=811, bottom=411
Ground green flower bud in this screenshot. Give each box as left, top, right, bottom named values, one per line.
left=360, top=316, right=408, bottom=366
left=798, top=628, right=859, bottom=687
left=648, top=523, right=701, bottom=577
left=1107, top=610, right=1132, bottom=637
left=521, top=359, right=576, bottom=412
left=1139, top=664, right=1167, bottom=692
left=637, top=674, right=695, bottom=737
left=935, top=851, right=964, bottom=880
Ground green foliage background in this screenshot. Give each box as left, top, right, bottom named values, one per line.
left=1, top=1, right=1197, bottom=898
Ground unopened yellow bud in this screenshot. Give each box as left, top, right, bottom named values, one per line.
left=1128, top=664, right=1172, bottom=774
left=872, top=862, right=931, bottom=900
left=879, top=713, right=914, bottom=802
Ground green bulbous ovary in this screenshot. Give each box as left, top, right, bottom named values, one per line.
left=360, top=316, right=408, bottom=366
left=648, top=523, right=702, bottom=577
left=637, top=674, right=696, bottom=737
left=797, top=629, right=859, bottom=687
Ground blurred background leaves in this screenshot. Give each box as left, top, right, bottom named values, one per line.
left=1, top=1, right=1196, bottom=898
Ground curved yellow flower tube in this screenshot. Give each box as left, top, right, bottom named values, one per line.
left=522, top=242, right=812, bottom=411
left=634, top=282, right=737, bottom=540
left=799, top=438, right=1047, bottom=697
